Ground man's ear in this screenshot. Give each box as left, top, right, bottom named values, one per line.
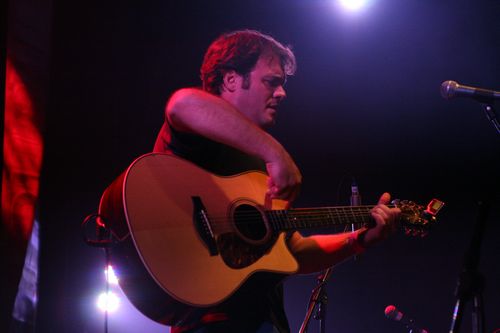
left=222, top=70, right=239, bottom=92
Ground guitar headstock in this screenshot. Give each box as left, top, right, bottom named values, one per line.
left=392, top=198, right=445, bottom=237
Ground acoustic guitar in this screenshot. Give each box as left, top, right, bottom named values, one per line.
left=98, top=153, right=443, bottom=324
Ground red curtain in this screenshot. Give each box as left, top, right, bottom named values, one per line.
left=2, top=58, right=43, bottom=246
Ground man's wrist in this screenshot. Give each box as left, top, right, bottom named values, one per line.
left=357, top=229, right=368, bottom=247
left=350, top=229, right=368, bottom=254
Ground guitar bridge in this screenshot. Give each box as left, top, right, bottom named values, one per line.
left=192, top=196, right=218, bottom=256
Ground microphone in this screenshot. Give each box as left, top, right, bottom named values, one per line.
left=350, top=178, right=361, bottom=206
left=441, top=80, right=500, bottom=102
left=384, top=305, right=429, bottom=333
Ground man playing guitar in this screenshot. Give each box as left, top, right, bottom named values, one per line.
left=151, top=30, right=401, bottom=333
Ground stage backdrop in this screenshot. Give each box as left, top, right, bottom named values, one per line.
left=8, top=1, right=497, bottom=332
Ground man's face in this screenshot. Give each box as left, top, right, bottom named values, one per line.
left=232, top=53, right=287, bottom=128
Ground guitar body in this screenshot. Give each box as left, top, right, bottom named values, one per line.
left=99, top=153, right=299, bottom=324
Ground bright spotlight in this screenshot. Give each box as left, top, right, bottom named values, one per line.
left=96, top=291, right=120, bottom=312
left=104, top=265, right=119, bottom=285
left=339, top=0, right=369, bottom=11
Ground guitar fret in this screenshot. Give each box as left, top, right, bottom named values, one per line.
left=327, top=208, right=336, bottom=226
left=278, top=210, right=288, bottom=230
left=272, top=211, right=279, bottom=230
left=350, top=207, right=358, bottom=225
left=285, top=211, right=291, bottom=229
left=273, top=212, right=280, bottom=230
left=268, top=211, right=277, bottom=231
left=340, top=207, right=347, bottom=226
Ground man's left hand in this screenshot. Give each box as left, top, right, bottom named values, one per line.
left=359, top=192, right=401, bottom=247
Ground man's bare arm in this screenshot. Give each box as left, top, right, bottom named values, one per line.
left=166, top=88, right=302, bottom=201
left=288, top=193, right=401, bottom=274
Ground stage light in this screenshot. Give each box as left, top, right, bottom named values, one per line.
left=104, top=265, right=119, bottom=285
left=338, top=0, right=370, bottom=11
left=96, top=291, right=120, bottom=312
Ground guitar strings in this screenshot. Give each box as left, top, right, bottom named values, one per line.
left=205, top=205, right=389, bottom=222
left=201, top=204, right=416, bottom=229
left=204, top=210, right=386, bottom=227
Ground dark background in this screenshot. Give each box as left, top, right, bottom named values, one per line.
left=37, top=0, right=499, bottom=332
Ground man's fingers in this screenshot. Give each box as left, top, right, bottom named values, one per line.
left=371, top=207, right=389, bottom=221
left=270, top=184, right=298, bottom=202
left=378, top=192, right=391, bottom=205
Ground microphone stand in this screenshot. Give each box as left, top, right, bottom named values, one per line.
left=299, top=268, right=333, bottom=333
left=448, top=199, right=491, bottom=333
left=299, top=180, right=361, bottom=333
left=481, top=103, right=500, bottom=134
left=447, top=99, right=498, bottom=332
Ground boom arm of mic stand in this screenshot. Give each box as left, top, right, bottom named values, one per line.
left=299, top=267, right=333, bottom=333
left=481, top=103, right=500, bottom=134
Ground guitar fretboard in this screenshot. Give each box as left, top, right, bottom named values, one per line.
left=266, top=205, right=393, bottom=232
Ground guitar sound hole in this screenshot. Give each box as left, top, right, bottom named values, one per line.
left=217, top=203, right=276, bottom=269
left=233, top=204, right=267, bottom=242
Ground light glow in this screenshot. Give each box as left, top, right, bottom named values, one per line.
left=339, top=0, right=369, bottom=11
left=104, top=265, right=119, bottom=285
left=96, top=292, right=120, bottom=312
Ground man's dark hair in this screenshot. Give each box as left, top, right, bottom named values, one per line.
left=200, top=30, right=296, bottom=95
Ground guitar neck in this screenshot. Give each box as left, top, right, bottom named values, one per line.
left=266, top=205, right=391, bottom=232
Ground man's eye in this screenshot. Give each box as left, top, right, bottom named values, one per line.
left=264, top=78, right=283, bottom=88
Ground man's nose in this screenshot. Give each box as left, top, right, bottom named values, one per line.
left=274, top=85, right=286, bottom=100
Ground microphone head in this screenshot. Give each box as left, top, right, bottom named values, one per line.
left=384, top=305, right=396, bottom=318
left=440, top=80, right=459, bottom=99
left=384, top=305, right=403, bottom=321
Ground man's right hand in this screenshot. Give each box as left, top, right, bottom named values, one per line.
left=265, top=149, right=302, bottom=202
